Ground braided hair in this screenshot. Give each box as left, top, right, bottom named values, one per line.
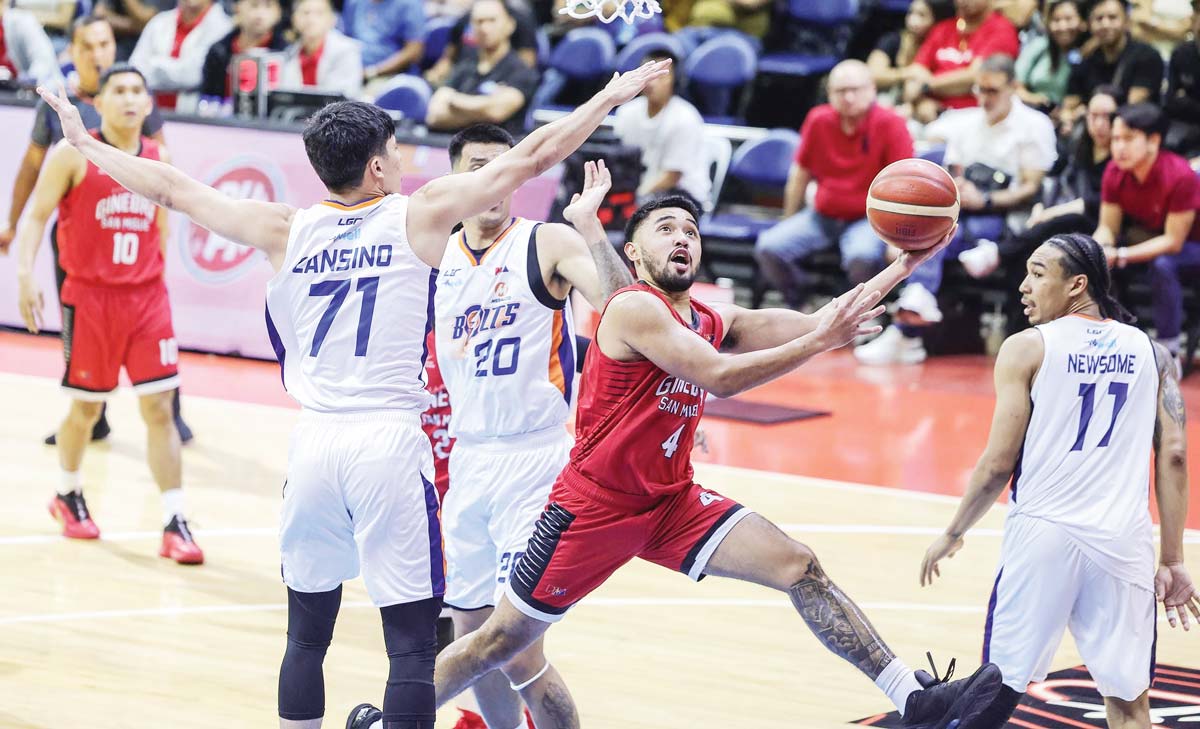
left=1044, top=233, right=1136, bottom=324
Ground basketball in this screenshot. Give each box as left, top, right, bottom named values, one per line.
left=865, top=158, right=960, bottom=251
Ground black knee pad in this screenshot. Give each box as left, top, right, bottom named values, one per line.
left=278, top=586, right=342, bottom=721
left=380, top=597, right=442, bottom=728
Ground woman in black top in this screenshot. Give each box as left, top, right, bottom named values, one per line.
left=867, top=0, right=954, bottom=100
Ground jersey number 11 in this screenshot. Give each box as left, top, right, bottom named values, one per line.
left=1071, top=381, right=1128, bottom=451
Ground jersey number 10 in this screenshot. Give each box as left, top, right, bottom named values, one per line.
left=112, top=233, right=139, bottom=265
left=1071, top=381, right=1128, bottom=451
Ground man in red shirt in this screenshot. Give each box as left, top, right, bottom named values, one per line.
left=905, top=0, right=1019, bottom=114
left=1094, top=103, right=1200, bottom=359
left=404, top=197, right=1013, bottom=729
left=14, top=65, right=204, bottom=565
left=754, top=60, right=914, bottom=309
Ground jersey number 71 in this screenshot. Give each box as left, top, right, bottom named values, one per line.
left=307, top=276, right=379, bottom=356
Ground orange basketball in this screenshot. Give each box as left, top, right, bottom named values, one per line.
left=866, top=158, right=960, bottom=251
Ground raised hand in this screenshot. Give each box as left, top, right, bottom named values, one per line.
left=603, top=59, right=672, bottom=107
left=36, top=85, right=90, bottom=148
left=563, top=159, right=612, bottom=229
left=1156, top=563, right=1200, bottom=631
left=920, top=533, right=964, bottom=587
left=811, top=284, right=885, bottom=351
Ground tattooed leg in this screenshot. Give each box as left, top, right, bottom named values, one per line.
left=703, top=512, right=899, bottom=680
left=788, top=559, right=896, bottom=679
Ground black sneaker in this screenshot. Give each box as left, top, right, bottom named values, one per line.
left=346, top=703, right=382, bottom=729
left=44, top=413, right=112, bottom=445
left=901, top=653, right=1003, bottom=729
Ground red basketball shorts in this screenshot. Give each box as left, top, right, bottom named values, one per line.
left=60, top=277, right=180, bottom=399
left=506, top=466, right=751, bottom=622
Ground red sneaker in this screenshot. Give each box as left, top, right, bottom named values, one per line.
left=452, top=709, right=487, bottom=729
left=160, top=515, right=204, bottom=565
left=48, top=492, right=100, bottom=539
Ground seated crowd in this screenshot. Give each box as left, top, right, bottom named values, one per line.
left=1, top=0, right=1198, bottom=368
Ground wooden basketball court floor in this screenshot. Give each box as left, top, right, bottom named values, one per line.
left=1, top=329, right=1198, bottom=728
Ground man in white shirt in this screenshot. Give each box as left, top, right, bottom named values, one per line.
left=130, top=0, right=232, bottom=113
left=611, top=49, right=711, bottom=207
left=857, top=52, right=1057, bottom=365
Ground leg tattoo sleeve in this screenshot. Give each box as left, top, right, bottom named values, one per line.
left=788, top=560, right=895, bottom=679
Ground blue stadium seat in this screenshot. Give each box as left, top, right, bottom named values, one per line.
left=918, top=145, right=947, bottom=166
left=375, top=76, right=433, bottom=120
left=422, top=16, right=457, bottom=70
left=547, top=27, right=617, bottom=80
left=613, top=32, right=686, bottom=73
left=757, top=0, right=859, bottom=78
left=701, top=129, right=800, bottom=241
left=683, top=33, right=758, bottom=124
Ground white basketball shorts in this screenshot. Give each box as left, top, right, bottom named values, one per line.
left=279, top=409, right=444, bottom=607
left=441, top=426, right=572, bottom=610
left=983, top=513, right=1156, bottom=701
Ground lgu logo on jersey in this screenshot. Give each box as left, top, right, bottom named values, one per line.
left=179, top=157, right=287, bottom=284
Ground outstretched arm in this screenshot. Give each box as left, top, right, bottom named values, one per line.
left=920, top=330, right=1041, bottom=586
left=35, top=86, right=294, bottom=268
left=549, top=159, right=633, bottom=310
left=405, top=60, right=671, bottom=264
left=601, top=285, right=883, bottom=399
left=720, top=226, right=955, bottom=354
left=1150, top=342, right=1200, bottom=629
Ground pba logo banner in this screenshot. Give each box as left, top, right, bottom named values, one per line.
left=853, top=665, right=1200, bottom=727
left=179, top=157, right=287, bottom=284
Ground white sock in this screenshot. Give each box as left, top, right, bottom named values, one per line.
left=366, top=721, right=381, bottom=729
left=161, top=488, right=185, bottom=526
left=59, top=470, right=81, bottom=497
left=875, top=658, right=922, bottom=716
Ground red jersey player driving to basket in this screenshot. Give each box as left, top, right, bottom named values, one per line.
left=14, top=64, right=202, bottom=564
left=344, top=195, right=1007, bottom=728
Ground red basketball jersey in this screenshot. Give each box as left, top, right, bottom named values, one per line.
left=569, top=283, right=724, bottom=501
left=57, top=131, right=164, bottom=287
left=421, top=329, right=454, bottom=501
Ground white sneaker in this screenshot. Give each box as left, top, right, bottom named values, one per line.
left=958, top=239, right=1000, bottom=279
left=895, top=283, right=943, bottom=324
left=854, top=325, right=927, bottom=365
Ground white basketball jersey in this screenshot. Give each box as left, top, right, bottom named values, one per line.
left=434, top=217, right=575, bottom=439
left=264, top=195, right=434, bottom=413
left=1011, top=315, right=1159, bottom=588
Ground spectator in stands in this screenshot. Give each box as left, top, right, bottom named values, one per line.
left=859, top=54, right=1056, bottom=365
left=868, top=0, right=955, bottom=103
left=426, top=0, right=471, bottom=19
left=95, top=0, right=171, bottom=60
left=425, top=0, right=539, bottom=135
left=958, top=84, right=1124, bottom=282
left=0, top=0, right=64, bottom=87
left=130, top=0, right=232, bottom=112
left=1059, top=0, right=1163, bottom=131
left=685, top=0, right=771, bottom=40
left=1164, top=2, right=1200, bottom=160
left=1094, top=103, right=1200, bottom=360
left=425, top=0, right=537, bottom=86
left=994, top=0, right=1038, bottom=39
left=611, top=50, right=710, bottom=206
left=342, top=0, right=425, bottom=95
left=16, top=0, right=78, bottom=53
left=2, top=15, right=165, bottom=256
left=1129, top=0, right=1192, bottom=56
left=754, top=60, right=913, bottom=310
left=1014, top=0, right=1085, bottom=113
left=199, top=0, right=286, bottom=102
left=279, top=0, right=364, bottom=98
left=903, top=0, right=1019, bottom=122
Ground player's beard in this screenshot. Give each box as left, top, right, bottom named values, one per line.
left=647, top=256, right=695, bottom=293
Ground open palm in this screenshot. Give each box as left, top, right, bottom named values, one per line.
left=563, top=159, right=612, bottom=227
